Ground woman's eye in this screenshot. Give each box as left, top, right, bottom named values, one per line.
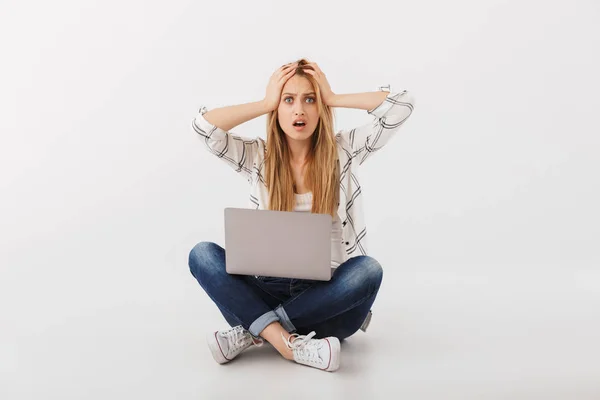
left=284, top=97, right=315, bottom=103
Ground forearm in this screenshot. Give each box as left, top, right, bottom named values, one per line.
left=328, top=91, right=389, bottom=111
left=202, top=100, right=270, bottom=132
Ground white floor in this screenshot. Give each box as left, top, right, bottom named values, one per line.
left=3, top=259, right=599, bottom=400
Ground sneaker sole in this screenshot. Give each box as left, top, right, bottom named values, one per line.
left=206, top=331, right=230, bottom=364
left=324, top=337, right=341, bottom=372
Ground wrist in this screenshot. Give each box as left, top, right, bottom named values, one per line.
left=259, top=99, right=273, bottom=114
left=325, top=93, right=338, bottom=107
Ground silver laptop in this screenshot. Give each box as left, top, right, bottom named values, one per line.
left=224, top=207, right=333, bottom=281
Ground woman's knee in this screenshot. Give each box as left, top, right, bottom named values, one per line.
left=368, top=256, right=383, bottom=283
left=346, top=255, right=383, bottom=292
left=188, top=241, right=225, bottom=279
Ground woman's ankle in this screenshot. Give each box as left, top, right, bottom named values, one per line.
left=259, top=321, right=296, bottom=359
left=282, top=351, right=294, bottom=360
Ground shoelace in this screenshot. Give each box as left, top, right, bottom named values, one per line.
left=222, top=326, right=263, bottom=352
left=281, top=331, right=323, bottom=364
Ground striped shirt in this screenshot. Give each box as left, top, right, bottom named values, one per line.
left=191, top=85, right=416, bottom=260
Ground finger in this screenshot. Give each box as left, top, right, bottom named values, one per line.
left=277, top=64, right=295, bottom=77
left=280, top=66, right=296, bottom=77
left=308, top=63, right=323, bottom=75
left=302, top=68, right=316, bottom=76
left=276, top=63, right=293, bottom=74
left=303, top=65, right=318, bottom=75
left=283, top=63, right=297, bottom=72
left=277, top=67, right=296, bottom=83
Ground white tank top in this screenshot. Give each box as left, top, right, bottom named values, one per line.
left=293, top=191, right=347, bottom=269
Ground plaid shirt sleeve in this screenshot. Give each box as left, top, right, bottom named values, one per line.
left=341, top=85, right=416, bottom=166
left=191, top=105, right=260, bottom=183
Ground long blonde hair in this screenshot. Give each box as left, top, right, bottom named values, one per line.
left=264, top=58, right=340, bottom=219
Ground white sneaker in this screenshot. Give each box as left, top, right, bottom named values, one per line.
left=281, top=331, right=341, bottom=372
left=207, top=325, right=264, bottom=364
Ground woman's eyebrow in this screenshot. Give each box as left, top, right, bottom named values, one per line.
left=282, top=92, right=316, bottom=96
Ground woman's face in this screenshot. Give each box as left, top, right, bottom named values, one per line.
left=277, top=74, right=319, bottom=141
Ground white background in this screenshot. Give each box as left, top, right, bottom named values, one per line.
left=1, top=0, right=599, bottom=399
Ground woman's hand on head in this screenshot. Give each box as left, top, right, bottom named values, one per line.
left=263, top=62, right=297, bottom=112
left=302, top=62, right=335, bottom=106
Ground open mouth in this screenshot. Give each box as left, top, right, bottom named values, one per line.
left=293, top=121, right=306, bottom=130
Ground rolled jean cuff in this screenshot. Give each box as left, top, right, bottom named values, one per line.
left=248, top=310, right=280, bottom=338
left=274, top=304, right=296, bottom=333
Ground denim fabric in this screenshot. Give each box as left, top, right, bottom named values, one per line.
left=188, top=241, right=383, bottom=341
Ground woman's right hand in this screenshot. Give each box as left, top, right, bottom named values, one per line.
left=263, top=62, right=297, bottom=112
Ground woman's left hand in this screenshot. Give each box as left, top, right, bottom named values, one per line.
left=302, top=62, right=335, bottom=106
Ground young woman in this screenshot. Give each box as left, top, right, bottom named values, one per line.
left=189, top=59, right=416, bottom=372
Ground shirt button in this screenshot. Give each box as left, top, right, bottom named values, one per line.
left=345, top=241, right=349, bottom=245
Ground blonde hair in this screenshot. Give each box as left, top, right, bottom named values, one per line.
left=264, top=58, right=340, bottom=219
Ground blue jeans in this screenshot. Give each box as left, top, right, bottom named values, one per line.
left=188, top=241, right=383, bottom=341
